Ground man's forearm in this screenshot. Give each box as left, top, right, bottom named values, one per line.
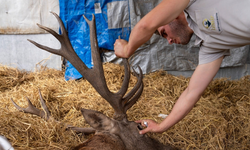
left=159, top=87, right=201, bottom=131
left=125, top=23, right=155, bottom=57
left=159, top=57, right=224, bottom=131
left=119, top=0, right=190, bottom=58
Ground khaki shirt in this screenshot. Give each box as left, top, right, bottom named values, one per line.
left=185, top=0, right=250, bottom=64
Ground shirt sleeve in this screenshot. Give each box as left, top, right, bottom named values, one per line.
left=198, top=46, right=230, bottom=65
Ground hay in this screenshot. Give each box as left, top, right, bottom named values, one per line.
left=0, top=64, right=249, bottom=150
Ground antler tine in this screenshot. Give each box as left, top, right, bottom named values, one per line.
left=82, top=14, right=107, bottom=85
left=50, top=11, right=68, bottom=36
left=124, top=67, right=144, bottom=112
left=27, top=39, right=61, bottom=56
left=67, top=126, right=95, bottom=134
left=125, top=84, right=143, bottom=112
left=123, top=66, right=143, bottom=103
left=10, top=98, right=28, bottom=111
left=116, top=59, right=130, bottom=96
left=38, top=89, right=51, bottom=119
left=37, top=23, right=61, bottom=40
left=82, top=14, right=112, bottom=90
left=82, top=14, right=102, bottom=69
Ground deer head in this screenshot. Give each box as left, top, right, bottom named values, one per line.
left=11, top=12, right=176, bottom=150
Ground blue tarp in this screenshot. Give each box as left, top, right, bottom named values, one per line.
left=59, top=0, right=131, bottom=80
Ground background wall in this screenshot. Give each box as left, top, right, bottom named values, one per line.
left=0, top=0, right=61, bottom=71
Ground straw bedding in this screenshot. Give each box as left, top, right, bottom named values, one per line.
left=0, top=63, right=249, bottom=150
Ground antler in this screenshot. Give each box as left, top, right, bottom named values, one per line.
left=28, top=12, right=143, bottom=120
left=11, top=89, right=96, bottom=134
left=11, top=89, right=51, bottom=120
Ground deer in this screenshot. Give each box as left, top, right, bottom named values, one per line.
left=11, top=12, right=177, bottom=150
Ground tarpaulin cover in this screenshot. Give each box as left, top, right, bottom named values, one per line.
left=103, top=0, right=249, bottom=74
left=59, top=0, right=131, bottom=80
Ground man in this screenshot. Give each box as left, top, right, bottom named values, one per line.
left=114, top=0, right=250, bottom=134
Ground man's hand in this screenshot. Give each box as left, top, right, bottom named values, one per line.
left=135, top=119, right=165, bottom=134
left=114, top=39, right=129, bottom=58
left=135, top=57, right=224, bottom=135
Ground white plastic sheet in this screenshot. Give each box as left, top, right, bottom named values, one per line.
left=0, top=0, right=59, bottom=34
left=0, top=136, right=14, bottom=150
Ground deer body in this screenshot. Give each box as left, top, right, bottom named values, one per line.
left=11, top=12, right=177, bottom=150
left=74, top=132, right=171, bottom=150
left=74, top=133, right=126, bottom=150
left=72, top=109, right=174, bottom=150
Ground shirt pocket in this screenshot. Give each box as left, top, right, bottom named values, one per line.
left=195, top=9, right=222, bottom=35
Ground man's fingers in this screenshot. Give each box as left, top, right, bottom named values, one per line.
left=135, top=120, right=148, bottom=127
left=139, top=128, right=150, bottom=134
left=135, top=120, right=142, bottom=123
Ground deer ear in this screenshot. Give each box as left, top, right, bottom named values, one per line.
left=81, top=108, right=117, bottom=131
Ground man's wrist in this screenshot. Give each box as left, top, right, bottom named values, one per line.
left=158, top=122, right=169, bottom=132
left=124, top=44, right=130, bottom=58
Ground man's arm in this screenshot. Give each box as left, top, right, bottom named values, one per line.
left=137, top=57, right=224, bottom=134
left=114, top=0, right=190, bottom=58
